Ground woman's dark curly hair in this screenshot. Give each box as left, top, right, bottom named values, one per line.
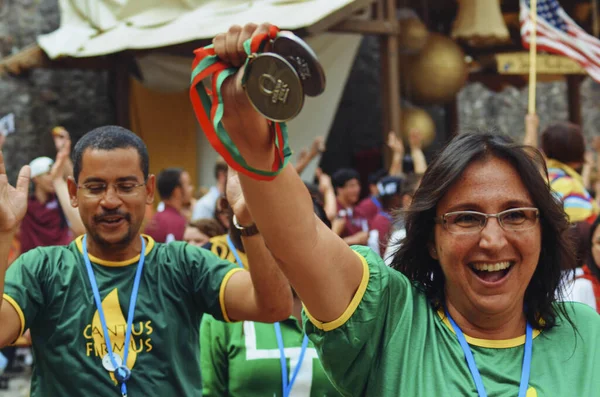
left=390, top=132, right=576, bottom=330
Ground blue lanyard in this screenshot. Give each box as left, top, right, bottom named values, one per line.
left=82, top=235, right=146, bottom=397
left=370, top=196, right=382, bottom=210
left=378, top=210, right=393, bottom=222
left=226, top=234, right=245, bottom=269
left=446, top=311, right=533, bottom=397
left=227, top=235, right=309, bottom=396
left=274, top=322, right=309, bottom=397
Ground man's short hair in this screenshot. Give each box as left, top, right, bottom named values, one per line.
left=368, top=168, right=388, bottom=186
left=72, top=126, right=149, bottom=182
left=214, top=159, right=228, bottom=179
left=157, top=168, right=183, bottom=200
left=331, top=168, right=360, bottom=189
left=541, top=122, right=585, bottom=164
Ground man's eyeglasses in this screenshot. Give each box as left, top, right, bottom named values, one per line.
left=434, top=207, right=540, bottom=234
left=77, top=182, right=146, bottom=199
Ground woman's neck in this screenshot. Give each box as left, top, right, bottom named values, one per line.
left=445, top=299, right=527, bottom=340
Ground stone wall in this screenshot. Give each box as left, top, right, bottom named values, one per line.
left=458, top=77, right=600, bottom=144
left=0, top=0, right=115, bottom=183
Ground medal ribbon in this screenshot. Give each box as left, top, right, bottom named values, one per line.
left=189, top=25, right=292, bottom=181
left=227, top=234, right=309, bottom=396
left=446, top=311, right=533, bottom=397
left=82, top=235, right=146, bottom=397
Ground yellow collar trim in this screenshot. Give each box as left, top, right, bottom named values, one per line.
left=75, top=234, right=155, bottom=267
left=437, top=310, right=541, bottom=349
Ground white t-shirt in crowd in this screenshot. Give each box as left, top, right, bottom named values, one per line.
left=562, top=267, right=597, bottom=312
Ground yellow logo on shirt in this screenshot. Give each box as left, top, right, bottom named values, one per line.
left=526, top=387, right=537, bottom=397
left=81, top=289, right=154, bottom=383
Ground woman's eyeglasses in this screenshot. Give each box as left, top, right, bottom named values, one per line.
left=434, top=208, right=540, bottom=234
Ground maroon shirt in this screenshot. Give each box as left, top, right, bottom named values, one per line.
left=369, top=212, right=393, bottom=253
left=144, top=205, right=187, bottom=243
left=337, top=201, right=368, bottom=238
left=355, top=196, right=382, bottom=221
left=20, top=194, right=72, bottom=253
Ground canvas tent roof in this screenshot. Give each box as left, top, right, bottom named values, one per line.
left=38, top=0, right=365, bottom=59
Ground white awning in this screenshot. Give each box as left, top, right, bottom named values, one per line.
left=38, top=0, right=362, bottom=59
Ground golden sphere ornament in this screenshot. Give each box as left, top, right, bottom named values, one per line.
left=400, top=107, right=436, bottom=148
left=398, top=18, right=429, bottom=53
left=401, top=33, right=468, bottom=104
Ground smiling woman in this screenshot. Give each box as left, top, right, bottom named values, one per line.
left=393, top=133, right=569, bottom=334
left=209, top=22, right=600, bottom=397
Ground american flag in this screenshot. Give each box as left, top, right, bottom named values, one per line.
left=520, top=0, right=600, bottom=82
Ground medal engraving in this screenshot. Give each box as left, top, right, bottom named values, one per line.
left=244, top=53, right=304, bottom=122
left=273, top=31, right=326, bottom=97
left=258, top=74, right=290, bottom=104
left=291, top=56, right=312, bottom=81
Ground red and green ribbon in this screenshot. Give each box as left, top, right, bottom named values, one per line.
left=189, top=26, right=292, bottom=181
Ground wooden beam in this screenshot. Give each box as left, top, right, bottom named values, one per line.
left=0, top=44, right=47, bottom=75
left=380, top=0, right=401, bottom=167
left=0, top=43, right=113, bottom=76
left=567, top=75, right=583, bottom=125
left=330, top=19, right=398, bottom=35
left=445, top=99, right=458, bottom=141
left=111, top=53, right=132, bottom=129
left=304, top=0, right=377, bottom=35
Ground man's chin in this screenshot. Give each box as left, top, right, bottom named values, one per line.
left=90, top=231, right=134, bottom=249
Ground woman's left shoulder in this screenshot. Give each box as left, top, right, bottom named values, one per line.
left=554, top=301, right=600, bottom=330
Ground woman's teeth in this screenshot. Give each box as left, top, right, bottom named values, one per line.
left=471, top=261, right=512, bottom=272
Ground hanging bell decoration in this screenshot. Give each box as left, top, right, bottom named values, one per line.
left=397, top=9, right=429, bottom=54
left=451, top=0, right=510, bottom=47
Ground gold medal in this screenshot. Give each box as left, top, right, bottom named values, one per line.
left=244, top=53, right=305, bottom=122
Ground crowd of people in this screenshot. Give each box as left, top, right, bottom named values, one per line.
left=0, top=22, right=598, bottom=397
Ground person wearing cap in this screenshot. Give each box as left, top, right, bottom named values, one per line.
left=354, top=168, right=388, bottom=221
left=368, top=176, right=403, bottom=255
left=540, top=122, right=599, bottom=224
left=20, top=140, right=84, bottom=253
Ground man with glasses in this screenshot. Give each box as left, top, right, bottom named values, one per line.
left=0, top=125, right=292, bottom=397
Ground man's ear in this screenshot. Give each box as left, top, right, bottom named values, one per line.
left=67, top=177, right=79, bottom=208
left=145, top=174, right=156, bottom=205
left=428, top=241, right=439, bottom=260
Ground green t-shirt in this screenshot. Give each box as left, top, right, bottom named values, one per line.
left=3, top=235, right=242, bottom=397
left=303, top=246, right=600, bottom=397
left=200, top=314, right=341, bottom=396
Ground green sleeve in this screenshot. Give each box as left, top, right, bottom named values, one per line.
left=200, top=315, right=230, bottom=396
left=302, top=245, right=418, bottom=396
left=3, top=248, right=48, bottom=335
left=179, top=243, right=241, bottom=322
